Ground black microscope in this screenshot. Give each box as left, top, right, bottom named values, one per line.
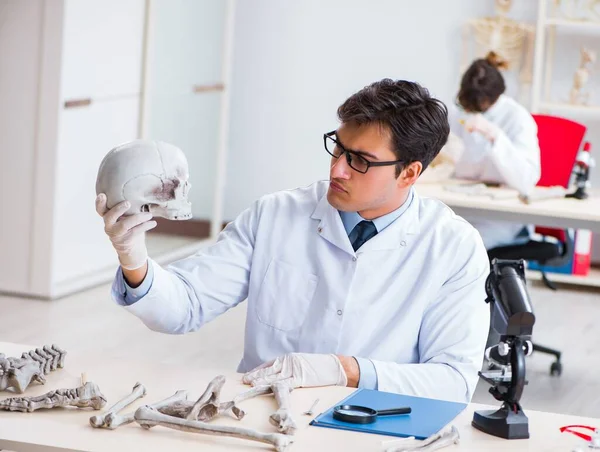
left=472, top=259, right=536, bottom=440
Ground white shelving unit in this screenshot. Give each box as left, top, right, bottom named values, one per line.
left=528, top=0, right=600, bottom=288
left=526, top=266, right=600, bottom=288
left=531, top=0, right=600, bottom=117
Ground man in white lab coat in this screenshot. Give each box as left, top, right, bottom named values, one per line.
left=449, top=52, right=541, bottom=250
left=96, top=79, right=490, bottom=403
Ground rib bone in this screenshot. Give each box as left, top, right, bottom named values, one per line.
left=35, top=348, right=54, bottom=374
left=186, top=375, right=225, bottom=421
left=0, top=381, right=106, bottom=412
left=89, top=382, right=147, bottom=428
left=269, top=382, right=297, bottom=435
left=135, top=406, right=293, bottom=452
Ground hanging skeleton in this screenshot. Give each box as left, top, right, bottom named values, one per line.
left=0, top=344, right=67, bottom=393
left=461, top=0, right=535, bottom=107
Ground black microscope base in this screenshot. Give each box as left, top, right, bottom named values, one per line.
left=472, top=405, right=530, bottom=439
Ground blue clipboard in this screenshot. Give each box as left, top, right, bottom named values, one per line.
left=309, top=388, right=466, bottom=440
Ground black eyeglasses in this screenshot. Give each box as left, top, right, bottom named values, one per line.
left=323, top=131, right=404, bottom=174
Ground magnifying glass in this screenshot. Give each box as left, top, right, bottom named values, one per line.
left=332, top=404, right=412, bottom=424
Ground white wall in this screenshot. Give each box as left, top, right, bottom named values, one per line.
left=225, top=0, right=494, bottom=218
left=225, top=0, right=600, bottom=259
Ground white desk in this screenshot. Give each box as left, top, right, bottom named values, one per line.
left=416, top=179, right=600, bottom=233
left=416, top=179, right=600, bottom=287
left=0, top=342, right=598, bottom=452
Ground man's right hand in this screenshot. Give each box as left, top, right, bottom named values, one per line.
left=95, top=194, right=157, bottom=272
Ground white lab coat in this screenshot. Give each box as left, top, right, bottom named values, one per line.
left=449, top=95, right=541, bottom=249
left=114, top=181, right=490, bottom=402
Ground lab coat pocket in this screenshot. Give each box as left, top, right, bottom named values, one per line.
left=255, top=259, right=318, bottom=332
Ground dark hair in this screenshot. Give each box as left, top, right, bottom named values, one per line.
left=458, top=51, right=507, bottom=113
left=337, top=79, right=449, bottom=176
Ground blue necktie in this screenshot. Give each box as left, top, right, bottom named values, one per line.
left=350, top=220, right=378, bottom=251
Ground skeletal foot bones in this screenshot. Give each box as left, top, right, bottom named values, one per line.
left=0, top=344, right=66, bottom=393
left=90, top=382, right=147, bottom=428
left=0, top=381, right=106, bottom=412
left=158, top=375, right=244, bottom=422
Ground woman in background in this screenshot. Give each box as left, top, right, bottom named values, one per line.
left=450, top=51, right=541, bottom=250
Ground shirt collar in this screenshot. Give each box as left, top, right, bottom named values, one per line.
left=339, top=187, right=415, bottom=236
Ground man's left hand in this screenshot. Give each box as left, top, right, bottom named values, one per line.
left=242, top=353, right=350, bottom=388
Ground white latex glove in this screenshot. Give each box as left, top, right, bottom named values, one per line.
left=95, top=193, right=157, bottom=270
left=463, top=114, right=498, bottom=142
left=242, top=353, right=348, bottom=388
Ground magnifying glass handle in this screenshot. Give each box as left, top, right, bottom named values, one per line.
left=378, top=407, right=412, bottom=416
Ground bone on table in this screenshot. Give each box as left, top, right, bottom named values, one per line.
left=269, top=382, right=297, bottom=435
left=94, top=389, right=189, bottom=430
left=0, top=381, right=106, bottom=412
left=134, top=405, right=294, bottom=452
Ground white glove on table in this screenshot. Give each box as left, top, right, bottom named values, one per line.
left=242, top=353, right=348, bottom=388
left=95, top=193, right=157, bottom=270
left=463, top=114, right=498, bottom=142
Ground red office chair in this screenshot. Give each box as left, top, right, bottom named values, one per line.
left=487, top=114, right=587, bottom=376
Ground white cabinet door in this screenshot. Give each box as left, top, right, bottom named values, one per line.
left=61, top=0, right=145, bottom=101
left=148, top=0, right=226, bottom=95
left=52, top=98, right=140, bottom=286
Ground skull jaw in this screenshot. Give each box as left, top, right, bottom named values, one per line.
left=149, top=204, right=193, bottom=221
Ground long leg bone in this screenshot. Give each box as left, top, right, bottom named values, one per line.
left=0, top=381, right=107, bottom=412
left=135, top=406, right=294, bottom=452
left=98, top=389, right=189, bottom=430
left=269, top=382, right=297, bottom=435
left=89, top=382, right=147, bottom=428
left=385, top=426, right=460, bottom=452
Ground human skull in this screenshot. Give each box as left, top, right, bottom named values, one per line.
left=95, top=140, right=192, bottom=220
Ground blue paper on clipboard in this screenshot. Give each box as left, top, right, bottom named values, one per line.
left=309, top=388, right=466, bottom=440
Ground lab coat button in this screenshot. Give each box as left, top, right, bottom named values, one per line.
left=337, top=310, right=343, bottom=316
left=352, top=257, right=357, bottom=262
left=400, top=241, right=406, bottom=247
